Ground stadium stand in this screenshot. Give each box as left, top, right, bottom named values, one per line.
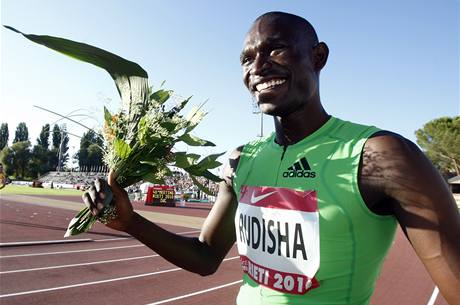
left=37, top=169, right=219, bottom=201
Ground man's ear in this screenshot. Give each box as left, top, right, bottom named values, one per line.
left=313, top=42, right=329, bottom=71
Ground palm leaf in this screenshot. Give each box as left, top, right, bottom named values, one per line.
left=4, top=25, right=149, bottom=124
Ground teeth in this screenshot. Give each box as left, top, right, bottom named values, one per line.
left=256, top=79, right=286, bottom=92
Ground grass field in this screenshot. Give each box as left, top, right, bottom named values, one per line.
left=0, top=185, right=82, bottom=196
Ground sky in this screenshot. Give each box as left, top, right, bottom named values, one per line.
left=1, top=0, right=459, bottom=168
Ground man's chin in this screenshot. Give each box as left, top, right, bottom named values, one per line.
left=259, top=103, right=282, bottom=116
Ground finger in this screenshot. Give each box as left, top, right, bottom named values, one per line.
left=94, top=178, right=103, bottom=192
left=88, top=184, right=97, bottom=202
left=94, top=178, right=108, bottom=203
left=108, top=170, right=126, bottom=197
left=88, top=184, right=104, bottom=210
left=108, top=170, right=119, bottom=188
left=82, top=192, right=98, bottom=215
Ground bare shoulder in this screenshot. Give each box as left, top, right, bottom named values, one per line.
left=221, top=145, right=244, bottom=187
left=363, top=131, right=420, bottom=162
left=359, top=131, right=419, bottom=213
left=362, top=131, right=427, bottom=188
left=362, top=130, right=457, bottom=214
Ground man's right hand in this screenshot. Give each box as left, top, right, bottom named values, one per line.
left=82, top=170, right=135, bottom=232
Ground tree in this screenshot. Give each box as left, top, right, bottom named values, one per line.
left=416, top=116, right=460, bottom=175
left=13, top=122, right=29, bottom=143
left=77, top=129, right=103, bottom=169
left=29, top=144, right=54, bottom=178
left=8, top=141, right=31, bottom=178
left=51, top=124, right=61, bottom=149
left=87, top=143, right=104, bottom=167
left=58, top=129, right=70, bottom=169
left=50, top=124, right=69, bottom=170
left=0, top=123, right=8, bottom=150
left=49, top=147, right=59, bottom=171
left=37, top=124, right=50, bottom=149
left=0, top=146, right=15, bottom=176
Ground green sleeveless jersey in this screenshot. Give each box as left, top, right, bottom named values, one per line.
left=233, top=117, right=397, bottom=305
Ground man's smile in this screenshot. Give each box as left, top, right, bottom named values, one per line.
left=255, top=78, right=286, bottom=93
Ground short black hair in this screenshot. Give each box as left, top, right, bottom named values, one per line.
left=256, top=11, right=319, bottom=46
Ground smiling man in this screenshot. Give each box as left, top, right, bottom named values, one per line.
left=84, top=12, right=460, bottom=305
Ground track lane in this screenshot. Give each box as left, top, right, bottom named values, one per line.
left=0, top=255, right=242, bottom=305
left=1, top=194, right=452, bottom=305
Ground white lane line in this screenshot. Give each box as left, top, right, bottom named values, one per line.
left=172, top=230, right=201, bottom=235
left=0, top=230, right=201, bottom=258
left=94, top=237, right=132, bottom=242
left=0, top=239, right=92, bottom=247
left=0, top=256, right=239, bottom=298
left=145, top=280, right=243, bottom=305
left=426, top=286, right=439, bottom=305
left=0, top=255, right=159, bottom=274
left=0, top=244, right=142, bottom=258
left=93, top=231, right=199, bottom=243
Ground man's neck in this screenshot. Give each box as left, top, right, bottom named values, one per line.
left=273, top=103, right=330, bottom=146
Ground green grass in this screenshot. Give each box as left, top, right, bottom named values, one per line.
left=0, top=185, right=82, bottom=196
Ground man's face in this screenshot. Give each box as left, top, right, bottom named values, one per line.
left=241, top=17, right=318, bottom=116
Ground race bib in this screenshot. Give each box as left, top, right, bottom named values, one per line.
left=235, top=185, right=320, bottom=294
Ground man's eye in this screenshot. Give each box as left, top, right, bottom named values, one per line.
left=270, top=46, right=286, bottom=56
left=241, top=56, right=253, bottom=65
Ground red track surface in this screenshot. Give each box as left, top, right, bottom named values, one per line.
left=0, top=194, right=449, bottom=305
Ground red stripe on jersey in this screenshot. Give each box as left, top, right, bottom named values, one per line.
left=239, top=186, right=317, bottom=212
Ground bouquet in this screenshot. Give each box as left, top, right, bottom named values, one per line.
left=5, top=26, right=223, bottom=237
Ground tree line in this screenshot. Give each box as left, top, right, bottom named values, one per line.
left=0, top=122, right=104, bottom=180
left=415, top=116, right=460, bottom=177
left=0, top=116, right=458, bottom=180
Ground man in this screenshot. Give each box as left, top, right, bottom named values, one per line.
left=84, top=12, right=460, bottom=305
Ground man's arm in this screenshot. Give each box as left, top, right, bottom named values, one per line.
left=83, top=147, right=243, bottom=276
left=360, top=133, right=460, bottom=304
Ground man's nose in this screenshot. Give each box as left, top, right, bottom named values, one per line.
left=251, top=53, right=271, bottom=75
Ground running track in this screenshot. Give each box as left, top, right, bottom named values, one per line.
left=0, top=194, right=450, bottom=305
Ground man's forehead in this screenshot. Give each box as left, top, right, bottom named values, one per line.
left=244, top=19, right=298, bottom=47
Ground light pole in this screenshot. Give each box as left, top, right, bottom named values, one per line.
left=57, top=129, right=65, bottom=172
left=252, top=97, right=263, bottom=137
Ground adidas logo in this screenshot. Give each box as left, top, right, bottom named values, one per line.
left=283, top=157, right=316, bottom=178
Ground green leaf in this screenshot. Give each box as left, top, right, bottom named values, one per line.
left=64, top=207, right=97, bottom=237
left=114, top=138, right=131, bottom=159
left=104, top=106, right=112, bottom=125
left=196, top=152, right=225, bottom=170
left=185, top=165, right=222, bottom=182
left=200, top=170, right=222, bottom=182
left=174, top=152, right=200, bottom=169
left=189, top=175, right=215, bottom=196
left=170, top=96, right=192, bottom=115
left=150, top=89, right=171, bottom=104
left=117, top=176, right=143, bottom=188
left=183, top=162, right=222, bottom=182
left=142, top=172, right=165, bottom=185
left=4, top=25, right=149, bottom=121
left=139, top=160, right=157, bottom=166
left=184, top=102, right=207, bottom=133
left=160, top=121, right=178, bottom=132
left=178, top=133, right=215, bottom=147
left=187, top=153, right=201, bottom=160
left=137, top=116, right=149, bottom=144
left=127, top=164, right=154, bottom=177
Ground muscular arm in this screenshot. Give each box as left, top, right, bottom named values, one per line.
left=360, top=133, right=460, bottom=304
left=85, top=147, right=243, bottom=276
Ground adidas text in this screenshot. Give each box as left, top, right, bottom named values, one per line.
left=282, top=171, right=316, bottom=178
left=283, top=157, right=316, bottom=178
